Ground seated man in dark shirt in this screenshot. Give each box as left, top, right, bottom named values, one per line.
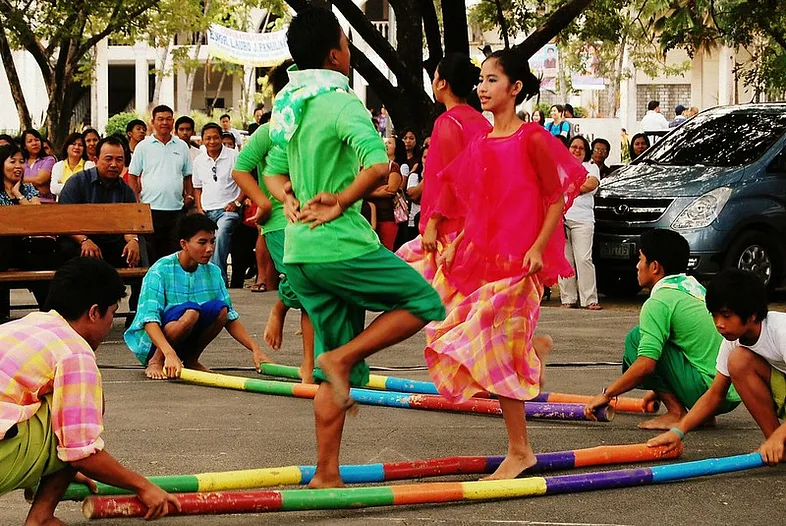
left=59, top=136, right=145, bottom=318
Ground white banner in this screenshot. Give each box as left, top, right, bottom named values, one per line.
left=207, top=24, right=290, bottom=67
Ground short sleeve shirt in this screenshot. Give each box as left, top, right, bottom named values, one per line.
left=0, top=183, right=39, bottom=206
left=128, top=135, right=193, bottom=211
left=716, top=312, right=786, bottom=377
left=192, top=146, right=240, bottom=211
left=264, top=91, right=388, bottom=264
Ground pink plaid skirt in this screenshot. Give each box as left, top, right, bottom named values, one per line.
left=424, top=267, right=543, bottom=403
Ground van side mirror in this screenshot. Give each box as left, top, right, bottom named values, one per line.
left=767, top=149, right=786, bottom=175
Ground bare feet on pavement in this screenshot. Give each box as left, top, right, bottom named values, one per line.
left=299, top=364, right=315, bottom=384
left=264, top=302, right=287, bottom=350
left=637, top=412, right=685, bottom=430
left=144, top=361, right=166, bottom=380
left=307, top=474, right=344, bottom=489
left=481, top=450, right=538, bottom=480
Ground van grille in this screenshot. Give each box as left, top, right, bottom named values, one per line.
left=595, top=197, right=673, bottom=223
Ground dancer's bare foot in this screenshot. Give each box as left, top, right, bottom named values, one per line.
left=316, top=353, right=356, bottom=415
left=481, top=450, right=538, bottom=480
left=144, top=361, right=166, bottom=380
left=307, top=473, right=344, bottom=489
left=637, top=412, right=685, bottom=430
left=264, top=301, right=287, bottom=350
left=24, top=515, right=66, bottom=526
left=532, top=335, right=553, bottom=389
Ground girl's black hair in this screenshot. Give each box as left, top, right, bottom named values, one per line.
left=436, top=53, right=481, bottom=99
left=483, top=49, right=540, bottom=105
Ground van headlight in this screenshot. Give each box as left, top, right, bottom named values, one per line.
left=671, top=187, right=732, bottom=230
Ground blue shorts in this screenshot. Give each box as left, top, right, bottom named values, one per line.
left=146, top=299, right=228, bottom=362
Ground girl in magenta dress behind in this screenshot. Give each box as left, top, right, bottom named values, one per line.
left=396, top=53, right=491, bottom=283
left=425, top=49, right=588, bottom=480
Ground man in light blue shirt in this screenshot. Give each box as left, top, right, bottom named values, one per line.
left=128, top=104, right=194, bottom=262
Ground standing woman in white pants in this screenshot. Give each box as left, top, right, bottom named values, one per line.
left=559, top=135, right=601, bottom=310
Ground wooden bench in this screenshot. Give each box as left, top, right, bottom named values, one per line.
left=0, top=203, right=154, bottom=315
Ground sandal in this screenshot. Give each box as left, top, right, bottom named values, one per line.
left=587, top=303, right=603, bottom=310
left=250, top=282, right=267, bottom=293
left=560, top=303, right=577, bottom=309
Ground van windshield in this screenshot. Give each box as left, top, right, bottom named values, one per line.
left=643, top=111, right=786, bottom=167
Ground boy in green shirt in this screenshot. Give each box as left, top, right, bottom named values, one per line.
left=584, top=229, right=739, bottom=429
left=265, top=7, right=445, bottom=489
left=232, top=59, right=317, bottom=382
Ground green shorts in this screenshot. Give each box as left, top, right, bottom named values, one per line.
left=0, top=396, right=66, bottom=496
left=264, top=229, right=301, bottom=310
left=771, top=367, right=786, bottom=419
left=286, top=247, right=445, bottom=386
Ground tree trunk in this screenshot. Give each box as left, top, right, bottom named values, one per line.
left=182, top=41, right=202, bottom=113
left=608, top=34, right=627, bottom=118
left=0, top=20, right=32, bottom=131
left=151, top=40, right=172, bottom=105
left=514, top=0, right=594, bottom=58
left=420, top=0, right=442, bottom=76
left=441, top=0, right=469, bottom=55
left=208, top=69, right=227, bottom=114
left=494, top=0, right=510, bottom=49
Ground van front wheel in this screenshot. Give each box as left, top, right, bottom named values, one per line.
left=725, top=232, right=781, bottom=290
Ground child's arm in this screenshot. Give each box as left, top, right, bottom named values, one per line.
left=368, top=201, right=377, bottom=230
left=760, top=423, right=786, bottom=466
left=584, top=355, right=658, bottom=420
left=225, top=319, right=271, bottom=370
left=523, top=196, right=564, bottom=276
left=144, top=323, right=182, bottom=378
left=647, top=374, right=732, bottom=450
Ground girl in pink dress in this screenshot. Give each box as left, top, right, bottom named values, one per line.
left=425, top=49, right=588, bottom=480
left=396, top=54, right=492, bottom=282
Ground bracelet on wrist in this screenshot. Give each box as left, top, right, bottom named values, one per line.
left=669, top=427, right=686, bottom=440
left=80, top=237, right=90, bottom=244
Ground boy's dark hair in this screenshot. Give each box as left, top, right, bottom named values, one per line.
left=152, top=105, right=174, bottom=118
left=219, top=113, right=231, bottom=121
left=178, top=212, right=217, bottom=242
left=640, top=229, right=689, bottom=276
left=437, top=53, right=480, bottom=99
left=269, top=58, right=295, bottom=96
left=221, top=132, right=236, bottom=146
left=175, top=116, right=195, bottom=131
left=260, top=111, right=272, bottom=125
left=0, top=133, right=17, bottom=145
left=563, top=103, right=575, bottom=116
left=201, top=122, right=222, bottom=137
left=287, top=7, right=342, bottom=71
left=484, top=49, right=539, bottom=105
left=647, top=100, right=660, bottom=111
left=125, top=119, right=147, bottom=134
left=96, top=135, right=128, bottom=159
left=45, top=257, right=126, bottom=320
left=706, top=269, right=768, bottom=322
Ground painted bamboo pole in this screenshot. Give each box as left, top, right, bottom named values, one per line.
left=61, top=443, right=682, bottom=501
left=257, top=363, right=658, bottom=413
left=82, top=453, right=765, bottom=519
left=177, top=369, right=614, bottom=421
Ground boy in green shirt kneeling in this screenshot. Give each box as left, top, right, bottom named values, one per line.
left=584, top=229, right=739, bottom=428
left=649, top=269, right=786, bottom=465
left=266, top=7, right=445, bottom=489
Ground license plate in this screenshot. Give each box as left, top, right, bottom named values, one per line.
left=600, top=242, right=633, bottom=259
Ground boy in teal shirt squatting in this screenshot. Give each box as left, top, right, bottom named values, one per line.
left=584, top=229, right=739, bottom=429
left=232, top=59, right=318, bottom=382
left=264, top=7, right=445, bottom=488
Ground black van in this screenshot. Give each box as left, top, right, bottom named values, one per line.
left=594, top=104, right=786, bottom=296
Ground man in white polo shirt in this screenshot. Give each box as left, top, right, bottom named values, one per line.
left=193, top=122, right=244, bottom=284
left=128, top=105, right=194, bottom=262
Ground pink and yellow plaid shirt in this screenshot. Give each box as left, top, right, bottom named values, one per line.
left=0, top=311, right=104, bottom=462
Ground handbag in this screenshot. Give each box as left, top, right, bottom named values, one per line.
left=393, top=190, right=409, bottom=224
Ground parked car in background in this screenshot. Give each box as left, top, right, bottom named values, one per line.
left=594, top=103, right=786, bottom=296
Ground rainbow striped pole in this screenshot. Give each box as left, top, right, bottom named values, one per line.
left=258, top=363, right=657, bottom=413
left=82, top=453, right=765, bottom=519
left=60, top=443, right=681, bottom=501
left=178, top=369, right=614, bottom=421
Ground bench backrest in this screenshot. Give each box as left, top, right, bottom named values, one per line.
left=0, top=203, right=154, bottom=237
